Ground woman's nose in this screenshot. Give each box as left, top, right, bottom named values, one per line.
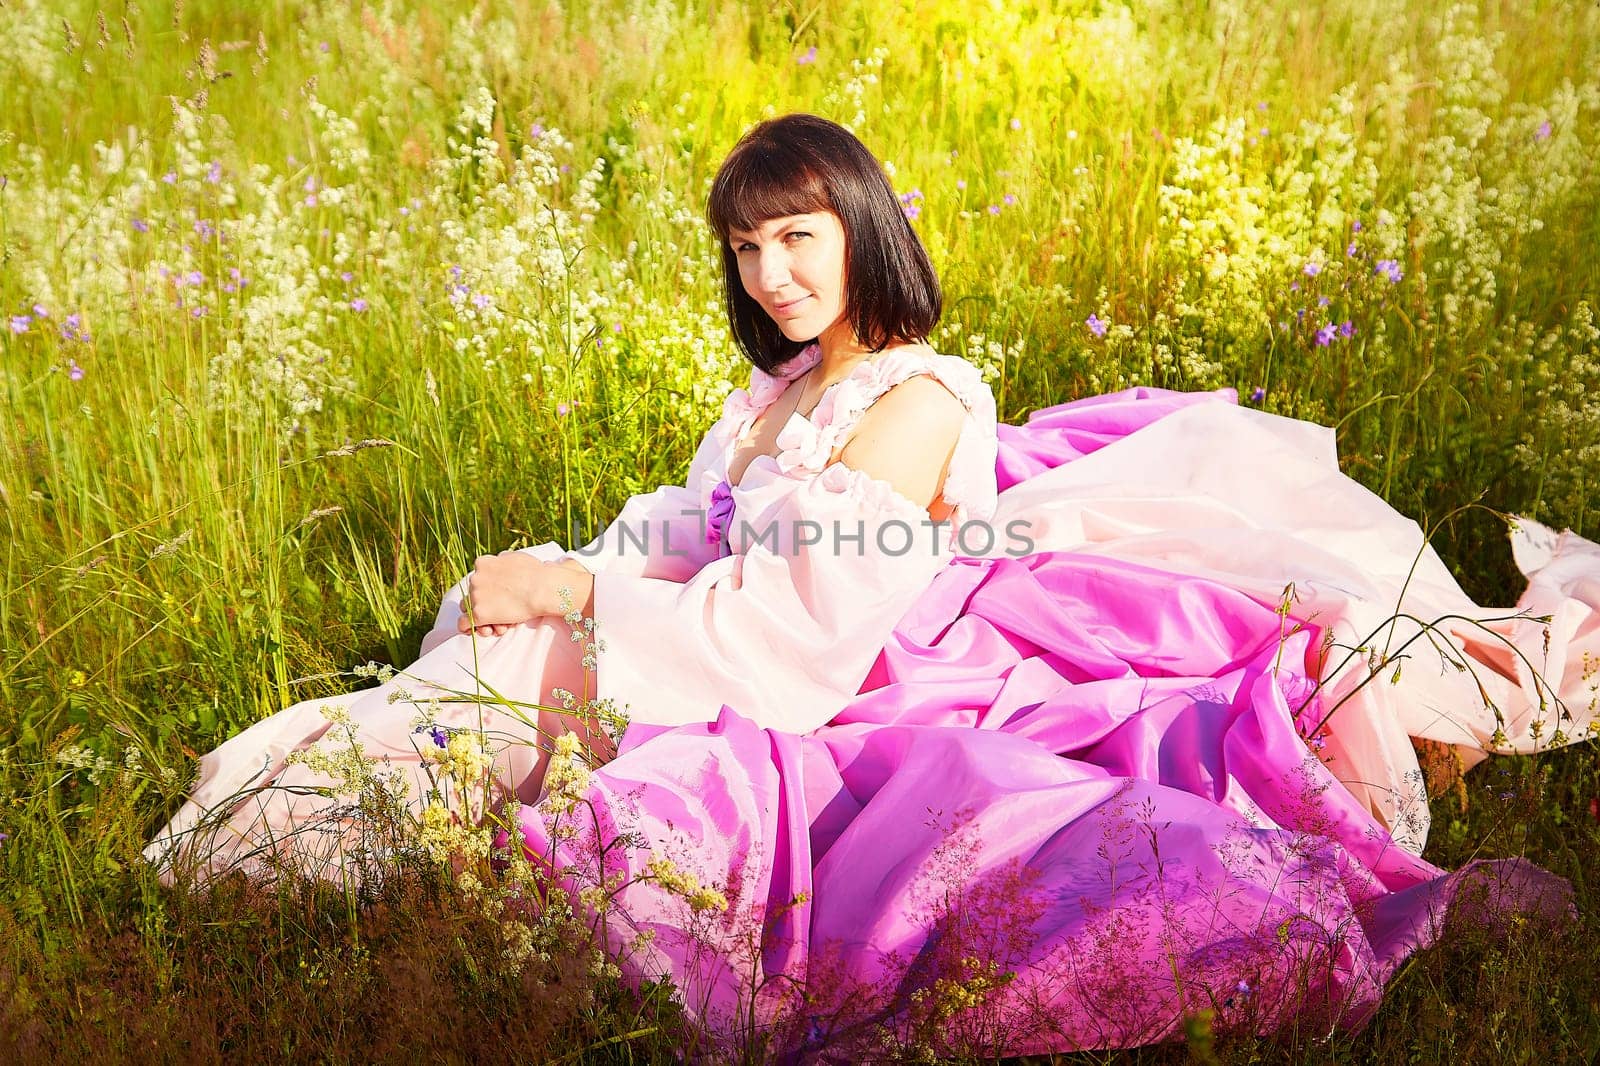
left=757, top=248, right=792, bottom=292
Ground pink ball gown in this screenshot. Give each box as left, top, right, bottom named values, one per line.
left=144, top=343, right=1597, bottom=1053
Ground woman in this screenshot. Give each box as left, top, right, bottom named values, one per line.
left=145, top=114, right=1599, bottom=1053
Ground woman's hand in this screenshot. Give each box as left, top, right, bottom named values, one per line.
left=457, top=553, right=595, bottom=638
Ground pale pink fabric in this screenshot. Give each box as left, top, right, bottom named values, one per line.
left=142, top=357, right=1598, bottom=1052
left=591, top=343, right=999, bottom=730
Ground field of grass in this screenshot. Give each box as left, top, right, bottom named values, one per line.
left=2, top=0, right=1599, bottom=1060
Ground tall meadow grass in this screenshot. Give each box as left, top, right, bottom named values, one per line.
left=2, top=0, right=1598, bottom=1059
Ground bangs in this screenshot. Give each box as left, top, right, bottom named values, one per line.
left=707, top=146, right=833, bottom=241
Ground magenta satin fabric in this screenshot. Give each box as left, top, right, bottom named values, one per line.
left=510, top=388, right=1574, bottom=1053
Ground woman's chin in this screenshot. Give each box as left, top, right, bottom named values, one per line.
left=775, top=323, right=817, bottom=342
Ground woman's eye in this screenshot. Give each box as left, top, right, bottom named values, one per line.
left=732, top=232, right=806, bottom=252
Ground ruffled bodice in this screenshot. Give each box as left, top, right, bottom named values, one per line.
left=704, top=343, right=999, bottom=554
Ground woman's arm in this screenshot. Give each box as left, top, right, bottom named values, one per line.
left=834, top=373, right=966, bottom=516
left=456, top=555, right=595, bottom=637
left=453, top=376, right=968, bottom=640
left=590, top=374, right=972, bottom=732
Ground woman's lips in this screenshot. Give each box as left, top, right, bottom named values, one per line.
left=772, top=294, right=812, bottom=316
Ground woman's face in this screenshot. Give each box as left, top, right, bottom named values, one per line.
left=728, top=210, right=850, bottom=346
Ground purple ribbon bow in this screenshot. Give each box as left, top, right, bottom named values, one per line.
left=706, top=479, right=735, bottom=546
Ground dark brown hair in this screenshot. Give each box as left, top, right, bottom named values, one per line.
left=706, top=114, right=941, bottom=375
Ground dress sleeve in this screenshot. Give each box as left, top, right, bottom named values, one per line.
left=557, top=421, right=725, bottom=584
left=591, top=461, right=959, bottom=732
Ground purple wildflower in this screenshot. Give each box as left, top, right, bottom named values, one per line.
left=1315, top=323, right=1336, bottom=346
left=9, top=315, right=30, bottom=334
left=472, top=292, right=493, bottom=309
left=903, top=204, right=920, bottom=220
left=1346, top=241, right=1358, bottom=257
left=304, top=194, right=318, bottom=207
left=67, top=359, right=85, bottom=381
left=556, top=401, right=570, bottom=417
left=162, top=171, right=176, bottom=184
left=183, top=270, right=204, bottom=287
left=1375, top=259, right=1403, bottom=283
left=1236, top=979, right=1251, bottom=995
left=1339, top=320, right=1355, bottom=338
left=32, top=304, right=47, bottom=318
left=987, top=204, right=1001, bottom=216
left=132, top=218, right=149, bottom=232
left=319, top=41, right=330, bottom=53
left=1351, top=220, right=1363, bottom=233
left=1003, top=193, right=1017, bottom=206
left=796, top=46, right=817, bottom=65
left=350, top=298, right=368, bottom=312
left=194, top=219, right=213, bottom=237
left=612, top=322, right=622, bottom=332
left=340, top=271, right=353, bottom=283
left=429, top=725, right=449, bottom=748
left=955, top=179, right=966, bottom=190
left=1318, top=296, right=1330, bottom=307
left=1086, top=313, right=1108, bottom=337
left=530, top=122, right=545, bottom=139
left=1009, top=118, right=1021, bottom=131
left=190, top=306, right=207, bottom=318
left=1248, top=386, right=1266, bottom=404
left=1303, top=260, right=1322, bottom=278
left=207, top=161, right=222, bottom=183
left=1536, top=120, right=1552, bottom=142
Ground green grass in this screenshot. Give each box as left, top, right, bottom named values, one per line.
left=2, top=0, right=1599, bottom=1059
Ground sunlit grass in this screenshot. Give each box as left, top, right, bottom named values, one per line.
left=2, top=0, right=1598, bottom=1058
